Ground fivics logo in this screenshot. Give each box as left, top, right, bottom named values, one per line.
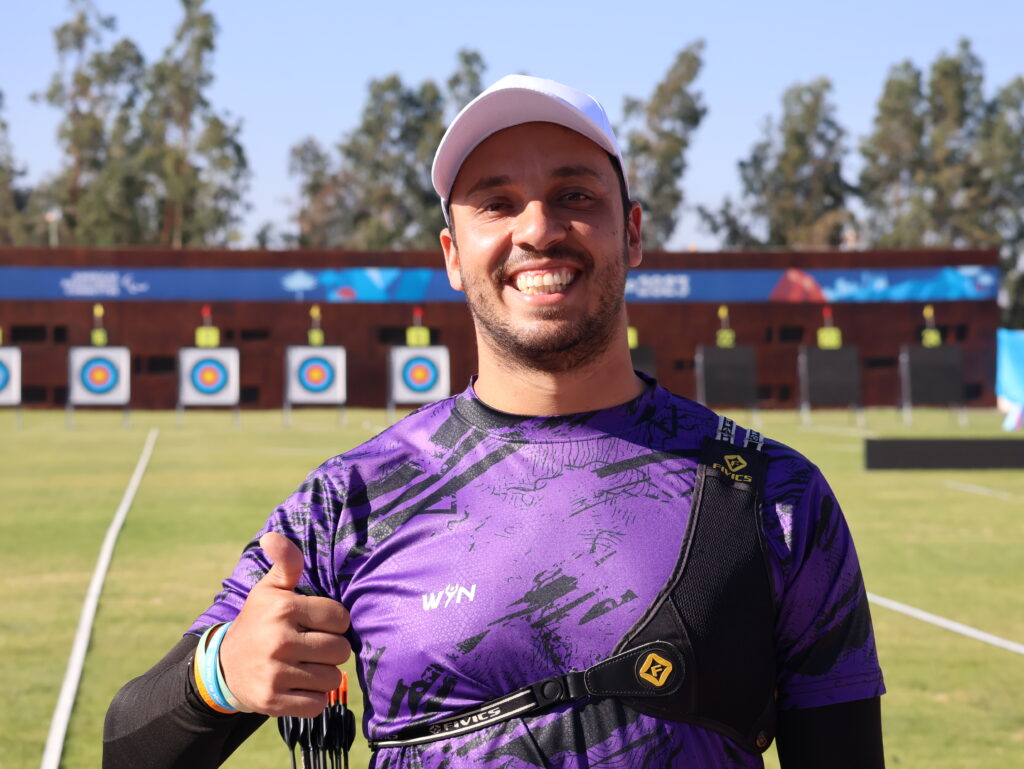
left=422, top=583, right=477, bottom=611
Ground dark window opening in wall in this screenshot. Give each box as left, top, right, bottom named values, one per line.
left=779, top=325, right=805, bottom=343
left=965, top=382, right=982, bottom=400
left=240, top=386, right=260, bottom=404
left=757, top=385, right=772, bottom=400
left=133, top=355, right=143, bottom=374
left=147, top=356, right=176, bottom=374
left=865, top=357, right=898, bottom=369
left=53, top=386, right=68, bottom=405
left=955, top=324, right=968, bottom=342
left=764, top=327, right=773, bottom=343
left=22, top=386, right=46, bottom=403
left=777, top=385, right=792, bottom=402
left=240, top=328, right=270, bottom=341
left=53, top=326, right=68, bottom=343
left=12, top=325, right=46, bottom=343
left=673, top=359, right=690, bottom=371
left=223, top=329, right=236, bottom=341
left=377, top=327, right=440, bottom=345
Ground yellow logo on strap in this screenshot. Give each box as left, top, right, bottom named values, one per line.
left=638, top=652, right=673, bottom=688
left=724, top=454, right=748, bottom=473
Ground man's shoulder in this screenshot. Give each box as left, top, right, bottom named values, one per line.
left=313, top=394, right=462, bottom=480
left=654, top=387, right=820, bottom=502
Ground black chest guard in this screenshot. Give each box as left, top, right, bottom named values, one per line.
left=614, top=434, right=777, bottom=752
left=369, top=430, right=777, bottom=754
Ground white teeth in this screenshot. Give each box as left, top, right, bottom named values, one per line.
left=514, top=269, right=576, bottom=294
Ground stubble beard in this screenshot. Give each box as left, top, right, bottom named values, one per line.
left=459, top=243, right=630, bottom=375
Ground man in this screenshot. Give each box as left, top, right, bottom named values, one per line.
left=105, top=75, right=885, bottom=768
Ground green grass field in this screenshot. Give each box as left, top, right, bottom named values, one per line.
left=2, top=406, right=1022, bottom=768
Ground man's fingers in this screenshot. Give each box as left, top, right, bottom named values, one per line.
left=288, top=631, right=351, bottom=666
left=297, top=595, right=351, bottom=635
left=258, top=531, right=305, bottom=591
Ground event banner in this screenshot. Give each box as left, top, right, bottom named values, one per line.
left=389, top=346, right=450, bottom=405
left=0, top=347, right=21, bottom=406
left=68, top=346, right=131, bottom=406
left=285, top=346, right=347, bottom=405
left=0, top=265, right=1000, bottom=304
left=178, top=347, right=240, bottom=407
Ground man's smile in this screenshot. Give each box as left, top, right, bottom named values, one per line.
left=510, top=267, right=579, bottom=295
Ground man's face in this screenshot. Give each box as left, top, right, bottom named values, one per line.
left=440, top=122, right=642, bottom=373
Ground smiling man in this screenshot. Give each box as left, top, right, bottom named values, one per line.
left=105, top=75, right=885, bottom=769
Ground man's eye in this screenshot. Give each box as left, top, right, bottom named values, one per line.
left=561, top=191, right=593, bottom=203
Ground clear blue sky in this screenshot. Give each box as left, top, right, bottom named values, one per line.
left=2, top=1, right=1021, bottom=249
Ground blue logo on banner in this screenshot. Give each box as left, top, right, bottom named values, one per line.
left=191, top=359, right=229, bottom=395
left=298, top=357, right=335, bottom=393
left=403, top=357, right=438, bottom=392
left=81, top=358, right=119, bottom=394
left=0, top=361, right=8, bottom=392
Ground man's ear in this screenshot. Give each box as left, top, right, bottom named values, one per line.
left=440, top=228, right=464, bottom=292
left=626, top=202, right=643, bottom=268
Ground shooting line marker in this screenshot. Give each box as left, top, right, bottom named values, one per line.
left=40, top=427, right=160, bottom=769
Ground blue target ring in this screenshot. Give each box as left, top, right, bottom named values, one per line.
left=80, top=357, right=119, bottom=395
left=191, top=358, right=229, bottom=395
left=298, top=357, right=334, bottom=393
left=402, top=357, right=439, bottom=393
left=0, top=361, right=8, bottom=392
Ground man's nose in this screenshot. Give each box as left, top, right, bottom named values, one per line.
left=511, top=200, right=568, bottom=253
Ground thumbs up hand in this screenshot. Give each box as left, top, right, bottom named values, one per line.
left=219, top=532, right=351, bottom=717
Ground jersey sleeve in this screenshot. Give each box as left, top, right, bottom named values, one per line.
left=769, top=461, right=885, bottom=710
left=187, top=466, right=345, bottom=635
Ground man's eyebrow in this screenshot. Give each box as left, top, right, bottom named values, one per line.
left=550, top=165, right=605, bottom=182
left=463, top=175, right=512, bottom=197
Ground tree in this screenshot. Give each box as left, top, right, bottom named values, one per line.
left=34, top=0, right=147, bottom=245
left=922, top=39, right=991, bottom=247
left=858, top=61, right=930, bottom=247
left=290, top=50, right=486, bottom=250
left=700, top=78, right=852, bottom=248
left=141, top=0, right=248, bottom=247
left=620, top=42, right=706, bottom=249
left=0, top=90, right=30, bottom=245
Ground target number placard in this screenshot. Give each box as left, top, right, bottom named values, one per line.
left=286, top=346, right=346, bottom=405
left=0, top=347, right=22, bottom=406
left=179, top=347, right=240, bottom=406
left=69, top=347, right=130, bottom=406
left=389, top=346, right=450, bottom=405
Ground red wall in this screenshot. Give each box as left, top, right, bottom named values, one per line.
left=0, top=246, right=1000, bottom=409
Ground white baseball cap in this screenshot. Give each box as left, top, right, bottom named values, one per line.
left=431, top=74, right=627, bottom=221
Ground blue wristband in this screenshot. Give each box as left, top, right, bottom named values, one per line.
left=202, top=622, right=235, bottom=712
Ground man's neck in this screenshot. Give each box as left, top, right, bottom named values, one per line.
left=472, top=331, right=645, bottom=416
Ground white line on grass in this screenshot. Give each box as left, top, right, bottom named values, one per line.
left=40, top=427, right=160, bottom=769
left=943, top=480, right=1022, bottom=503
left=867, top=592, right=1024, bottom=656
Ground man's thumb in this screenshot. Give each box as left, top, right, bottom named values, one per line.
left=259, top=531, right=305, bottom=591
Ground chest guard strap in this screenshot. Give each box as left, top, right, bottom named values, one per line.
left=369, top=434, right=776, bottom=753
left=614, top=435, right=777, bottom=753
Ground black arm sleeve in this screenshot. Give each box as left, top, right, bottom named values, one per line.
left=776, top=696, right=884, bottom=769
left=103, top=634, right=267, bottom=769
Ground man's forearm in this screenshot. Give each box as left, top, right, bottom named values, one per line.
left=103, top=635, right=266, bottom=769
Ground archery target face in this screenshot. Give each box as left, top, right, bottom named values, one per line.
left=69, top=347, right=131, bottom=405
left=389, top=346, right=450, bottom=404
left=0, top=347, right=21, bottom=406
left=178, top=347, right=239, bottom=406
left=286, top=346, right=346, bottom=405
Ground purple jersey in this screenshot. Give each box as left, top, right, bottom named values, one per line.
left=191, top=378, right=884, bottom=768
